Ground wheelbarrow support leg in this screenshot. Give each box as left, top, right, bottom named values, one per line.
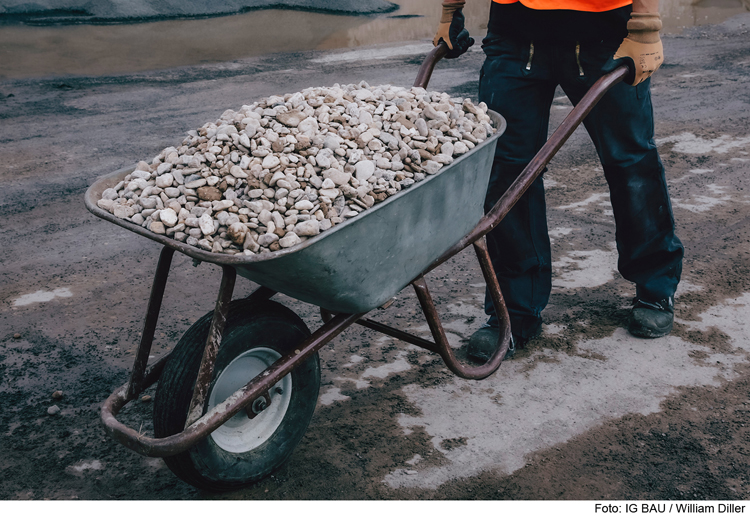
left=127, top=246, right=175, bottom=400
left=472, top=237, right=513, bottom=359
left=411, top=239, right=510, bottom=380
left=185, top=265, right=237, bottom=427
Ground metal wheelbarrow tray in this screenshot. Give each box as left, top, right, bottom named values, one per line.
left=86, top=108, right=505, bottom=315
left=85, top=43, right=629, bottom=491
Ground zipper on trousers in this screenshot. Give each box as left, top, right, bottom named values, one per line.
left=525, top=41, right=534, bottom=71
left=575, top=42, right=585, bottom=76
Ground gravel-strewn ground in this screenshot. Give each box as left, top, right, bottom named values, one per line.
left=1, top=14, right=750, bottom=500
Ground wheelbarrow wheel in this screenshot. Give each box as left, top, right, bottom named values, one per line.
left=153, top=298, right=319, bottom=491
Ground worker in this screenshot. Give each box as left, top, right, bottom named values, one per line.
left=433, top=0, right=684, bottom=361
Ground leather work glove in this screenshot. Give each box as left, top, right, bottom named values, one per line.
left=433, top=0, right=474, bottom=59
left=611, top=12, right=664, bottom=85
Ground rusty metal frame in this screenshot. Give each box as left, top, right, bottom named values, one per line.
left=185, top=265, right=236, bottom=427
left=98, top=48, right=629, bottom=458
left=413, top=42, right=449, bottom=88
left=126, top=246, right=174, bottom=401
left=321, top=238, right=511, bottom=380
left=100, top=253, right=363, bottom=457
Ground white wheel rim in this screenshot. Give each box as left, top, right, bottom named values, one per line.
left=208, top=347, right=292, bottom=453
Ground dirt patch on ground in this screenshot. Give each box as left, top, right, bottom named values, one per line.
left=372, top=365, right=750, bottom=501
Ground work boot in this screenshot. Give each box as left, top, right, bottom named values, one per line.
left=467, top=322, right=541, bottom=362
left=628, top=296, right=674, bottom=338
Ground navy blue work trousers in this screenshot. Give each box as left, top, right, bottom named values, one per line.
left=478, top=33, right=684, bottom=338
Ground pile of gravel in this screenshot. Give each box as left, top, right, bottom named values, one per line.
left=97, top=81, right=495, bottom=255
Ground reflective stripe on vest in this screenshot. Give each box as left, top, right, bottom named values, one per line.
left=492, top=0, right=632, bottom=12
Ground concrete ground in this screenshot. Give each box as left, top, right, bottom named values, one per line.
left=1, top=14, right=750, bottom=500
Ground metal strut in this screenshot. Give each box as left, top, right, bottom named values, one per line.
left=185, top=265, right=237, bottom=427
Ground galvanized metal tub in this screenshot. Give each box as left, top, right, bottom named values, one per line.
left=85, top=110, right=506, bottom=314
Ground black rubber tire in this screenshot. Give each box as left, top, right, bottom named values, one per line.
left=153, top=299, right=319, bottom=491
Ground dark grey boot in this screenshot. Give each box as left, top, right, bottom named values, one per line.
left=628, top=296, right=674, bottom=338
left=467, top=323, right=541, bottom=362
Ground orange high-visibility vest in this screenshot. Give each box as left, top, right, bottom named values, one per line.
left=492, top=0, right=632, bottom=12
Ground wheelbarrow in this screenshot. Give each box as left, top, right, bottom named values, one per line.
left=85, top=42, right=629, bottom=491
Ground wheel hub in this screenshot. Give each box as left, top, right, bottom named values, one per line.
left=207, top=347, right=292, bottom=453
left=251, top=396, right=268, bottom=414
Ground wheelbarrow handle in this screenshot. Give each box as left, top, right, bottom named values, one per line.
left=413, top=41, right=450, bottom=89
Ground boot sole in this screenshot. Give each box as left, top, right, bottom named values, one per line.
left=628, top=320, right=673, bottom=339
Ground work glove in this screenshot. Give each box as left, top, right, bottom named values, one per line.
left=608, top=12, right=664, bottom=86
left=433, top=1, right=474, bottom=59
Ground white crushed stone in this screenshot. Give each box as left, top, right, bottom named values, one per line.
left=97, top=82, right=495, bottom=255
